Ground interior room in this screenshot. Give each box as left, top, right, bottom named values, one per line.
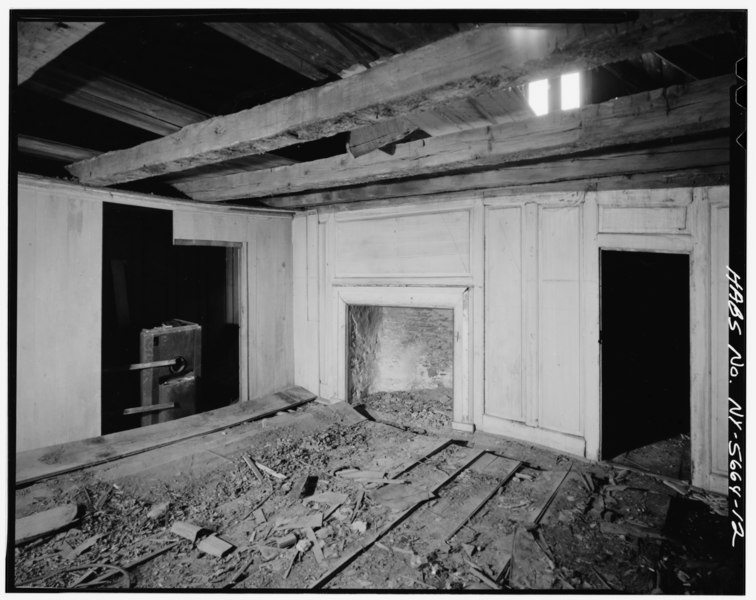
left=11, top=10, right=745, bottom=592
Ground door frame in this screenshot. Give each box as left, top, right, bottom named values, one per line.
left=594, top=231, right=703, bottom=483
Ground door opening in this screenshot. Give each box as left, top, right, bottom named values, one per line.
left=600, top=250, right=690, bottom=479
left=101, top=203, right=240, bottom=434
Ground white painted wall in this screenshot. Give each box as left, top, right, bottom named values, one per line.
left=292, top=185, right=730, bottom=493
left=16, top=176, right=295, bottom=452
left=16, top=181, right=103, bottom=451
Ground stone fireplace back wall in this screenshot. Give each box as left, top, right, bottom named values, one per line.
left=348, top=306, right=453, bottom=401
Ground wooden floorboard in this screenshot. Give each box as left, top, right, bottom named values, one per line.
left=15, top=386, right=315, bottom=487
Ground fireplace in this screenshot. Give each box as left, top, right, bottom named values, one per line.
left=333, top=286, right=473, bottom=431
left=348, top=304, right=453, bottom=395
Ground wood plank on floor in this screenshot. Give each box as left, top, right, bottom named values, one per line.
left=442, top=456, right=521, bottom=541
left=15, top=386, right=316, bottom=487
left=424, top=454, right=520, bottom=541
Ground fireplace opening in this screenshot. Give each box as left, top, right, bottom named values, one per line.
left=347, top=305, right=454, bottom=433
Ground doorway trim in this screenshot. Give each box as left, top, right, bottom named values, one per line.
left=174, top=238, right=248, bottom=404
left=594, top=228, right=704, bottom=483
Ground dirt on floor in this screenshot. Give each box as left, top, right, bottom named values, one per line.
left=358, top=387, right=453, bottom=434
left=12, top=399, right=740, bottom=592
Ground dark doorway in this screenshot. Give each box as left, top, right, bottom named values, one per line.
left=101, top=203, right=240, bottom=434
left=600, top=250, right=690, bottom=469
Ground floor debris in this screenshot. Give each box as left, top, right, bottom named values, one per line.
left=170, top=521, right=204, bottom=543
left=146, top=501, right=170, bottom=520
left=15, top=504, right=79, bottom=545
left=197, top=534, right=235, bottom=558
left=12, top=400, right=736, bottom=591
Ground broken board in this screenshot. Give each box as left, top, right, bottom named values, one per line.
left=16, top=386, right=315, bottom=486
left=510, top=526, right=557, bottom=589
left=15, top=504, right=78, bottom=545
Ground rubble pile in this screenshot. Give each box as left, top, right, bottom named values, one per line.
left=361, top=388, right=452, bottom=432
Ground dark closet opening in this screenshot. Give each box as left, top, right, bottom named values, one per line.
left=600, top=250, right=690, bottom=477
left=101, top=203, right=239, bottom=434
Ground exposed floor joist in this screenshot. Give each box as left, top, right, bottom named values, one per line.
left=17, top=134, right=98, bottom=163
left=25, top=61, right=212, bottom=135
left=173, top=75, right=731, bottom=202
left=66, top=12, right=734, bottom=187
left=17, top=21, right=103, bottom=85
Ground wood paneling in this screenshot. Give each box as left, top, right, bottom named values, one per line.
left=292, top=214, right=320, bottom=393
left=19, top=173, right=293, bottom=217
left=539, top=205, right=582, bottom=435
left=333, top=209, right=471, bottom=278
left=249, top=217, right=294, bottom=398
left=16, top=184, right=103, bottom=451
left=485, top=206, right=524, bottom=421
left=173, top=211, right=250, bottom=243
left=15, top=177, right=294, bottom=453
left=710, top=202, right=730, bottom=476
left=174, top=209, right=295, bottom=403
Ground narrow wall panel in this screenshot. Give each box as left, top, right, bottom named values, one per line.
left=333, top=210, right=471, bottom=277
left=16, top=187, right=102, bottom=451
left=710, top=204, right=729, bottom=475
left=249, top=217, right=294, bottom=398
left=293, top=214, right=319, bottom=392
left=484, top=206, right=524, bottom=421
left=539, top=205, right=582, bottom=435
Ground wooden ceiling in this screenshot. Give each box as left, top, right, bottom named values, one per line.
left=13, top=11, right=744, bottom=208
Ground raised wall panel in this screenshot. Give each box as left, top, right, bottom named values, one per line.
left=333, top=209, right=471, bottom=278
left=292, top=213, right=319, bottom=393
left=484, top=206, right=524, bottom=421
left=539, top=205, right=582, bottom=435
left=599, top=206, right=689, bottom=234
left=710, top=203, right=730, bottom=475
left=16, top=186, right=102, bottom=451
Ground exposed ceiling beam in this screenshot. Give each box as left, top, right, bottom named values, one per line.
left=207, top=23, right=334, bottom=81
left=347, top=117, right=419, bottom=158
left=652, top=50, right=699, bottom=81
left=17, top=21, right=103, bottom=85
left=24, top=60, right=294, bottom=171
left=166, top=154, right=297, bottom=191
left=17, top=134, right=98, bottom=162
left=66, top=12, right=735, bottom=187
left=263, top=137, right=729, bottom=209
left=24, top=61, right=211, bottom=135
left=172, top=75, right=731, bottom=202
